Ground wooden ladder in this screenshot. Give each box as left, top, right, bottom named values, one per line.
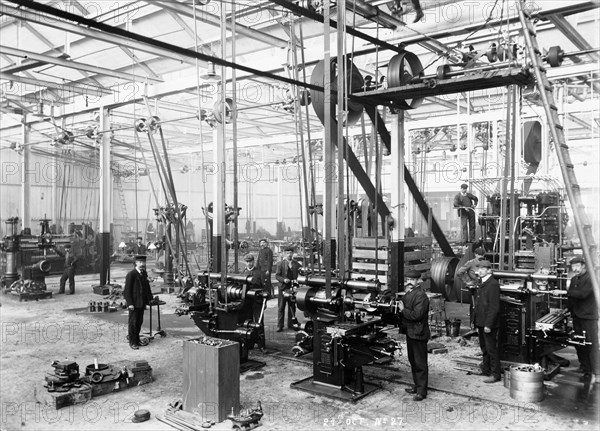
left=515, top=0, right=598, bottom=291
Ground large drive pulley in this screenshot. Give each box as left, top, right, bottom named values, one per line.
left=310, top=57, right=364, bottom=127
left=387, top=50, right=424, bottom=109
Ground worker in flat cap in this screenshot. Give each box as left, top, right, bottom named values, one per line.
left=54, top=243, right=78, bottom=295
left=130, top=236, right=147, bottom=256
left=453, top=183, right=478, bottom=244
left=124, top=255, right=153, bottom=350
left=567, top=256, right=599, bottom=383
left=456, top=247, right=486, bottom=329
left=473, top=260, right=501, bottom=383
left=257, top=239, right=274, bottom=298
left=275, top=245, right=300, bottom=332
left=244, top=254, right=268, bottom=353
left=398, top=269, right=430, bottom=401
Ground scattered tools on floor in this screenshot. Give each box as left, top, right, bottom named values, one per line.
left=228, top=401, right=264, bottom=431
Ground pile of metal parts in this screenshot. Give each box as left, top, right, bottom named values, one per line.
left=158, top=399, right=263, bottom=430
left=44, top=361, right=84, bottom=393
left=88, top=300, right=123, bottom=313
left=43, top=359, right=151, bottom=393
left=176, top=272, right=269, bottom=363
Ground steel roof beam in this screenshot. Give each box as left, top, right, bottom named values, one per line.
left=0, top=3, right=195, bottom=68
left=0, top=72, right=112, bottom=97
left=156, top=0, right=289, bottom=49
left=0, top=46, right=164, bottom=83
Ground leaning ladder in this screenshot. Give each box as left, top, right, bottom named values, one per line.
left=515, top=0, right=598, bottom=293
left=115, top=176, right=130, bottom=228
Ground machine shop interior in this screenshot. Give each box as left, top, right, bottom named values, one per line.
left=1, top=0, right=599, bottom=430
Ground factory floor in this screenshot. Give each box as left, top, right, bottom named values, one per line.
left=1, top=264, right=598, bottom=431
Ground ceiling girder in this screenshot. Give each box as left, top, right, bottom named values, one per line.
left=156, top=0, right=289, bottom=49
left=0, top=72, right=112, bottom=97
left=0, top=3, right=194, bottom=68
left=0, top=46, right=164, bottom=83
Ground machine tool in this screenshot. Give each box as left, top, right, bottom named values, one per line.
left=175, top=272, right=269, bottom=368
left=289, top=274, right=403, bottom=401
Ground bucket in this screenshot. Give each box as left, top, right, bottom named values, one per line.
left=503, top=367, right=511, bottom=389
left=509, top=366, right=544, bottom=402
left=445, top=319, right=461, bottom=337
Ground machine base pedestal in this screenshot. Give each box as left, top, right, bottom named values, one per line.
left=290, top=376, right=380, bottom=402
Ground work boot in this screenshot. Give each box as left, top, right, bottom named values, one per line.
left=413, top=9, right=424, bottom=23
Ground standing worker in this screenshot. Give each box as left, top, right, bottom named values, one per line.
left=55, top=244, right=78, bottom=295
left=567, top=256, right=599, bottom=383
left=131, top=237, right=147, bottom=256
left=244, top=255, right=268, bottom=354
left=474, top=260, right=501, bottom=383
left=453, top=183, right=478, bottom=244
left=124, top=255, right=153, bottom=350
left=257, top=239, right=274, bottom=298
left=275, top=245, right=300, bottom=332
left=456, top=247, right=486, bottom=329
left=399, top=269, right=430, bottom=401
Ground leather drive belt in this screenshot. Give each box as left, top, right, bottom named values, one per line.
left=310, top=58, right=390, bottom=218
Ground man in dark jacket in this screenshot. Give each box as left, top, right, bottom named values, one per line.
left=124, top=255, right=153, bottom=350
left=399, top=269, right=430, bottom=401
left=257, top=239, right=274, bottom=298
left=244, top=254, right=268, bottom=353
left=55, top=244, right=78, bottom=295
left=473, top=260, right=501, bottom=383
left=567, top=256, right=599, bottom=382
left=275, top=246, right=301, bottom=332
left=453, top=183, right=478, bottom=244
left=456, top=247, right=486, bottom=328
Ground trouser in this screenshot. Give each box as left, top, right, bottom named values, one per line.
left=277, top=287, right=297, bottom=330
left=261, top=271, right=273, bottom=298
left=573, top=317, right=599, bottom=375
left=128, top=307, right=145, bottom=346
left=59, top=268, right=75, bottom=293
left=407, top=337, right=429, bottom=396
left=253, top=299, right=267, bottom=349
left=478, top=326, right=501, bottom=379
left=460, top=210, right=476, bottom=243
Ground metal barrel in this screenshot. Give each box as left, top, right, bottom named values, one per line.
left=509, top=367, right=544, bottom=402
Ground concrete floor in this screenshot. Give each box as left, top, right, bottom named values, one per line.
left=1, top=264, right=598, bottom=430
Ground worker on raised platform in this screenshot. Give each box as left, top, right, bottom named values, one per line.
left=275, top=245, right=300, bottom=332
left=567, top=256, right=599, bottom=383
left=399, top=269, right=430, bottom=401
left=453, top=183, right=478, bottom=244
left=474, top=260, right=501, bottom=383
left=124, top=255, right=153, bottom=350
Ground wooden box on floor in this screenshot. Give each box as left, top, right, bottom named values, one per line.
left=182, top=337, right=240, bottom=422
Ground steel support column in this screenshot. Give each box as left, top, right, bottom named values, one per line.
left=99, top=106, right=112, bottom=286
left=389, top=111, right=406, bottom=295
left=20, top=116, right=30, bottom=232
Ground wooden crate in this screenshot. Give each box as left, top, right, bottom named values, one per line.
left=182, top=337, right=240, bottom=423
left=35, top=384, right=92, bottom=410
